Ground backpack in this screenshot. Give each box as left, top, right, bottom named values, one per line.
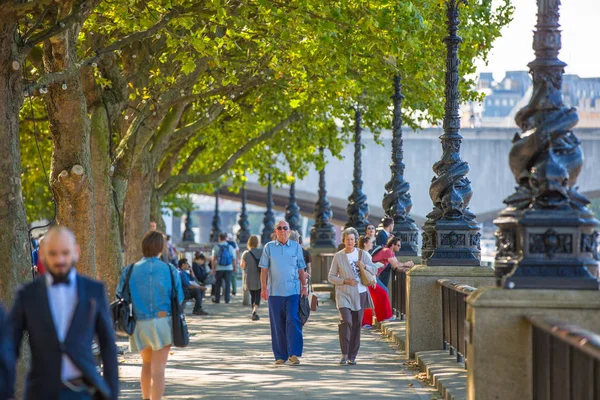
left=217, top=243, right=233, bottom=266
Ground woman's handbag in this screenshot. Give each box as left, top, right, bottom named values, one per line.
left=357, top=250, right=376, bottom=287
left=110, top=264, right=136, bottom=335
left=168, top=266, right=190, bottom=348
left=309, top=286, right=319, bottom=312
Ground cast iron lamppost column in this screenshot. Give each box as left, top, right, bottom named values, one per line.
left=261, top=174, right=275, bottom=245
left=182, top=210, right=196, bottom=243
left=236, top=181, right=251, bottom=245
left=311, top=148, right=336, bottom=248
left=210, top=188, right=221, bottom=243
left=494, top=0, right=599, bottom=289
left=345, top=107, right=370, bottom=232
left=285, top=180, right=301, bottom=232
left=421, top=0, right=480, bottom=266
left=382, top=75, right=418, bottom=255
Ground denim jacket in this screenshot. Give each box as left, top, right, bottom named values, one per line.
left=116, top=257, right=184, bottom=321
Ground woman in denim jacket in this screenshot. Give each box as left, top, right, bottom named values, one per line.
left=117, top=231, right=184, bottom=400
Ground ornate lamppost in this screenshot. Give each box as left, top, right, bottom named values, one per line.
left=382, top=75, right=418, bottom=255
left=345, top=107, right=370, bottom=232
left=182, top=210, right=196, bottom=243
left=494, top=0, right=599, bottom=289
left=261, top=174, right=276, bottom=245
left=311, top=148, right=336, bottom=248
left=209, top=188, right=221, bottom=243
left=285, top=180, right=301, bottom=232
left=421, top=0, right=480, bottom=266
left=236, top=181, right=251, bottom=245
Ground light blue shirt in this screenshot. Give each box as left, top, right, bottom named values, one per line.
left=259, top=240, right=306, bottom=297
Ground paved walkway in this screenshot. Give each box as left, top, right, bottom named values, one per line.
left=117, top=291, right=440, bottom=399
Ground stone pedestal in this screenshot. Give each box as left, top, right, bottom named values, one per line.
left=405, top=265, right=495, bottom=358
left=466, top=288, right=600, bottom=400
left=308, top=248, right=337, bottom=284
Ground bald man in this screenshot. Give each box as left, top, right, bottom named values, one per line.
left=9, top=227, right=118, bottom=400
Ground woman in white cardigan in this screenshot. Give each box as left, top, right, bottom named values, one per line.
left=328, top=227, right=378, bottom=365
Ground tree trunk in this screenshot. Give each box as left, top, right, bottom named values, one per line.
left=150, top=190, right=166, bottom=233
left=0, top=15, right=31, bottom=305
left=43, top=30, right=96, bottom=277
left=90, top=106, right=122, bottom=297
left=123, top=154, right=154, bottom=264
left=0, top=15, right=34, bottom=398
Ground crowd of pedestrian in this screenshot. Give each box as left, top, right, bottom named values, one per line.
left=0, top=217, right=412, bottom=399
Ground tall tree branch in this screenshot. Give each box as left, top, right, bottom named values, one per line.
left=21, top=0, right=99, bottom=51
left=26, top=8, right=185, bottom=92
left=157, top=112, right=300, bottom=196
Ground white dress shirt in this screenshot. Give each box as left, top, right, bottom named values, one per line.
left=46, top=268, right=82, bottom=380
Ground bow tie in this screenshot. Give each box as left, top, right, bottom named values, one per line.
left=52, top=276, right=71, bottom=286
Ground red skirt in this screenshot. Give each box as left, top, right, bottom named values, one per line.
left=362, top=284, right=393, bottom=326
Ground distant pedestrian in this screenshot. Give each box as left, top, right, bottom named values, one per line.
left=178, top=258, right=208, bottom=316
left=376, top=217, right=394, bottom=246
left=10, top=227, right=118, bottom=399
left=167, top=235, right=178, bottom=265
left=226, top=234, right=240, bottom=296
left=260, top=221, right=308, bottom=365
left=372, top=237, right=414, bottom=289
left=192, top=252, right=209, bottom=284
left=211, top=233, right=236, bottom=304
left=0, top=305, right=14, bottom=400
left=241, top=235, right=263, bottom=321
left=290, top=231, right=312, bottom=278
left=328, top=227, right=378, bottom=365
left=375, top=218, right=395, bottom=286
left=116, top=231, right=184, bottom=400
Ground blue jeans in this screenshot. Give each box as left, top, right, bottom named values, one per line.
left=378, top=264, right=391, bottom=288
left=268, top=295, right=303, bottom=360
left=59, top=388, right=92, bottom=400
left=215, top=270, right=232, bottom=303
left=377, top=277, right=389, bottom=294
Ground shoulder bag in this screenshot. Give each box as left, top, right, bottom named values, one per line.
left=357, top=249, right=376, bottom=287
left=169, top=265, right=190, bottom=348
left=110, top=264, right=136, bottom=335
left=308, top=281, right=319, bottom=312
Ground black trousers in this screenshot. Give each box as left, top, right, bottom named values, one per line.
left=185, top=286, right=205, bottom=311
left=250, top=289, right=261, bottom=307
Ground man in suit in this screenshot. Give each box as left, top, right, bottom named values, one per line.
left=0, top=305, right=14, bottom=400
left=375, top=217, right=395, bottom=247
left=9, top=227, right=118, bottom=400
left=375, top=217, right=395, bottom=287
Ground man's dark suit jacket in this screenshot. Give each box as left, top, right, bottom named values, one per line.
left=376, top=229, right=390, bottom=247
left=0, top=306, right=14, bottom=400
left=9, top=275, right=118, bottom=400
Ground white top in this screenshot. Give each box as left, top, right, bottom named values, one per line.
left=45, top=268, right=82, bottom=380
left=345, top=248, right=368, bottom=293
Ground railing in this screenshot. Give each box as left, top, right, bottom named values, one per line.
left=438, top=279, right=477, bottom=363
left=528, top=316, right=600, bottom=400
left=391, top=266, right=410, bottom=319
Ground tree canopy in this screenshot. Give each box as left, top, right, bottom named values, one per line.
left=18, top=0, right=512, bottom=223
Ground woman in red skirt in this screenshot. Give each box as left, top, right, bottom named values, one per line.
left=358, top=236, right=394, bottom=328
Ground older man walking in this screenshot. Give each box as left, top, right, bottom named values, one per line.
left=260, top=220, right=308, bottom=365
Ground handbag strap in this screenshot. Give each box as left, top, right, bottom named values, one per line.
left=168, top=263, right=177, bottom=302
left=121, top=264, right=135, bottom=301
left=248, top=249, right=260, bottom=266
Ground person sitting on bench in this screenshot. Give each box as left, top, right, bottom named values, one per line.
left=178, top=258, right=208, bottom=316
